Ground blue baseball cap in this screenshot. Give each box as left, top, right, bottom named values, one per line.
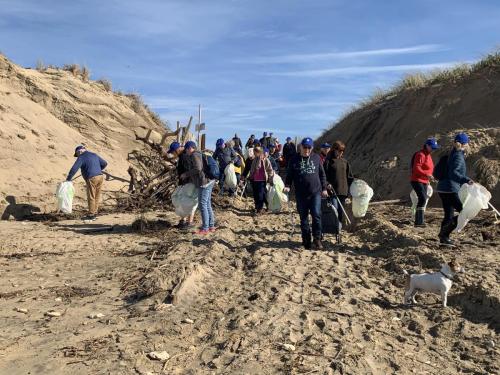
left=263, top=132, right=268, bottom=136
left=73, top=145, right=85, bottom=157
left=424, top=138, right=439, bottom=150
left=321, top=143, right=332, bottom=149
left=184, top=141, right=196, bottom=149
left=454, top=132, right=469, bottom=145
left=301, top=137, right=314, bottom=148
left=286, top=137, right=292, bottom=141
left=167, top=141, right=181, bottom=154
left=216, top=138, right=225, bottom=147
left=269, top=143, right=276, bottom=148
left=263, top=147, right=270, bottom=153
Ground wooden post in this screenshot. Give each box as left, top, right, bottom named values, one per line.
left=176, top=121, right=180, bottom=142
left=201, top=134, right=206, bottom=150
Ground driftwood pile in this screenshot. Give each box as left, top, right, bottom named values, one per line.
left=115, top=132, right=180, bottom=211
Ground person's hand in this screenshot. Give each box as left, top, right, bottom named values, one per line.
left=321, top=190, right=329, bottom=198
left=428, top=175, right=436, bottom=183
left=345, top=198, right=351, bottom=204
left=283, top=187, right=290, bottom=194
left=467, top=179, right=474, bottom=185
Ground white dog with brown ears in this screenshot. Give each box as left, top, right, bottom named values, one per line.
left=403, top=261, right=464, bottom=307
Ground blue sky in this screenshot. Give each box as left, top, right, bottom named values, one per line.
left=1, top=0, right=499, bottom=147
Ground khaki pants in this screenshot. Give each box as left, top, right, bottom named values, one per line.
left=86, top=175, right=104, bottom=215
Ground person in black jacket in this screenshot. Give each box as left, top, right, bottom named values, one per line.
left=167, top=141, right=195, bottom=230
left=284, top=137, right=328, bottom=250
left=282, top=137, right=297, bottom=166
left=233, top=133, right=243, bottom=149
left=323, top=140, right=354, bottom=225
left=436, top=133, right=474, bottom=245
left=245, top=135, right=256, bottom=149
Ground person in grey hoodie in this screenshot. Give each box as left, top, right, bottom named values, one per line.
left=436, top=133, right=474, bottom=245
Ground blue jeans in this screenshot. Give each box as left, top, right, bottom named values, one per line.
left=198, top=181, right=215, bottom=230
left=296, top=193, right=322, bottom=241
left=411, top=181, right=428, bottom=209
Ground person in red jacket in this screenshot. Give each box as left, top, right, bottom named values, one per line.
left=410, top=138, right=439, bottom=227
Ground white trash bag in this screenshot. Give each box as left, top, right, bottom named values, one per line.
left=56, top=181, right=75, bottom=214
left=224, top=163, right=238, bottom=189
left=410, top=185, right=433, bottom=217
left=172, top=183, right=199, bottom=218
left=349, top=179, right=374, bottom=218
left=267, top=174, right=288, bottom=213
left=456, top=183, right=491, bottom=232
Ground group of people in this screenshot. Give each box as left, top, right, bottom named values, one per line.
left=410, top=132, right=473, bottom=245
left=65, top=129, right=474, bottom=249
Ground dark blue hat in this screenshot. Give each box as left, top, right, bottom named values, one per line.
left=424, top=138, right=439, bottom=150
left=454, top=132, right=469, bottom=145
left=269, top=143, right=276, bottom=148
left=301, top=137, right=314, bottom=148
left=167, top=141, right=181, bottom=154
left=286, top=137, right=292, bottom=141
left=263, top=147, right=270, bottom=153
left=184, top=141, right=197, bottom=149
left=321, top=143, right=332, bottom=149
left=216, top=138, right=225, bottom=147
left=74, top=145, right=85, bottom=157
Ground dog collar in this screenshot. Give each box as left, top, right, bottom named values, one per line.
left=440, top=271, right=453, bottom=280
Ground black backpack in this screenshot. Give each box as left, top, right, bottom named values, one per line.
left=433, top=154, right=449, bottom=180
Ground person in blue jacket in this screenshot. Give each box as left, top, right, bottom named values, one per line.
left=66, top=145, right=108, bottom=220
left=436, top=133, right=474, bottom=245
left=213, top=138, right=239, bottom=196
left=284, top=137, right=328, bottom=250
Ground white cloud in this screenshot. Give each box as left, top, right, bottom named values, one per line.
left=264, top=61, right=468, bottom=77
left=240, top=44, right=444, bottom=64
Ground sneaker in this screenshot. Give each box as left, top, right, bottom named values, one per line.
left=82, top=215, right=97, bottom=221
left=439, top=237, right=454, bottom=246
left=194, top=229, right=210, bottom=235
left=209, top=227, right=217, bottom=232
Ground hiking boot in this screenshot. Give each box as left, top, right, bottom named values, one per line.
left=439, top=237, right=454, bottom=246
left=302, top=236, right=312, bottom=250
left=82, top=215, right=97, bottom=221
left=312, top=239, right=323, bottom=250
left=414, top=209, right=425, bottom=227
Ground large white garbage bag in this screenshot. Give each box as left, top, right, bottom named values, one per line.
left=456, top=183, right=491, bottom=232
left=56, top=181, right=75, bottom=214
left=224, top=163, right=238, bottom=189
left=410, top=185, right=433, bottom=217
left=267, top=175, right=288, bottom=213
left=349, top=179, right=374, bottom=218
left=172, top=183, right=199, bottom=218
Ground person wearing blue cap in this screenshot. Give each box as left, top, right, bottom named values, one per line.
left=178, top=141, right=217, bottom=235
left=282, top=137, right=297, bottom=166
left=167, top=141, right=196, bottom=229
left=66, top=145, right=107, bottom=221
left=435, top=132, right=473, bottom=245
left=319, top=143, right=332, bottom=164
left=213, top=138, right=239, bottom=196
left=410, top=137, right=439, bottom=227
left=284, top=137, right=328, bottom=250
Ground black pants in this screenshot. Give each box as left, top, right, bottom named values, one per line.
left=411, top=181, right=428, bottom=208
left=252, top=181, right=267, bottom=211
left=438, top=192, right=463, bottom=236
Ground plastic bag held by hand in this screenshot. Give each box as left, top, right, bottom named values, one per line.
left=56, top=181, right=75, bottom=214
left=224, top=164, right=238, bottom=189
left=456, top=183, right=491, bottom=232
left=267, top=175, right=288, bottom=213
left=172, top=183, right=199, bottom=218
left=410, top=185, right=433, bottom=217
left=349, top=179, right=374, bottom=218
